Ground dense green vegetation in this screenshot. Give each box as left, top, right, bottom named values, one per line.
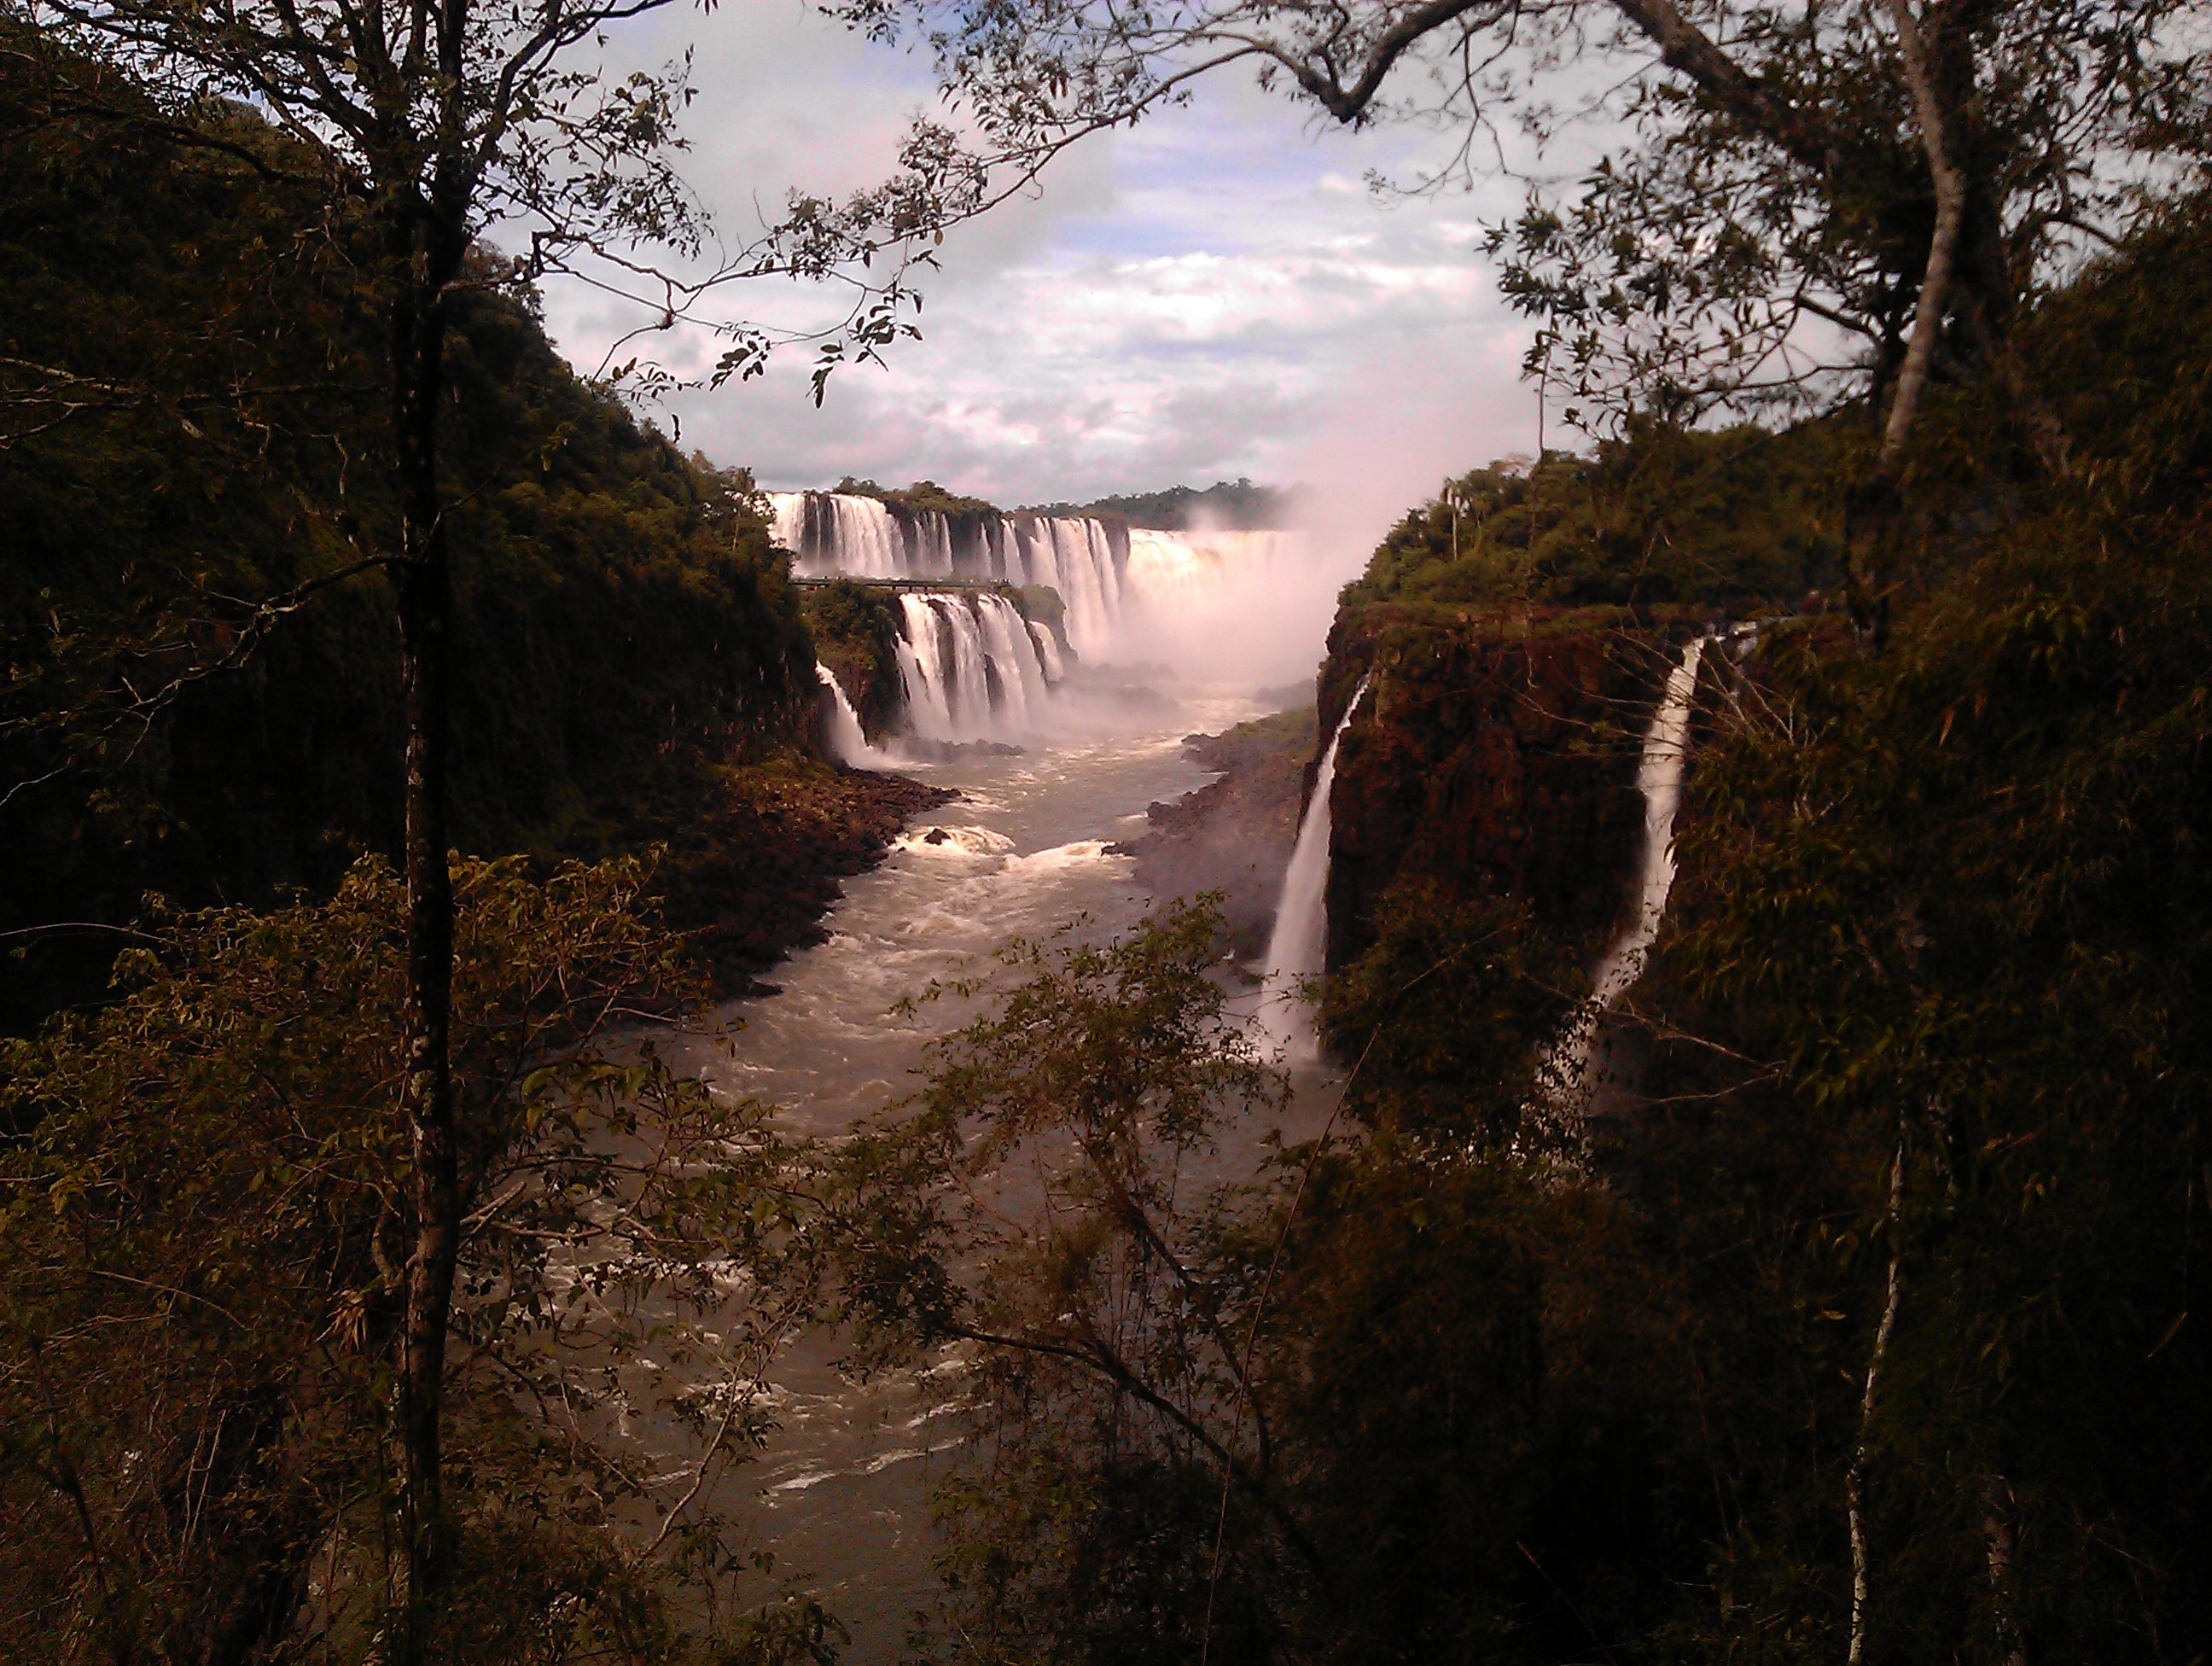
left=0, top=856, right=841, bottom=1660
left=0, top=34, right=825, bottom=1030
left=831, top=476, right=1001, bottom=522
left=803, top=580, right=905, bottom=738
left=1183, top=705, right=1318, bottom=777
left=0, top=35, right=905, bottom=1657
left=836, top=193, right=2212, bottom=1666
left=5, top=9, right=2209, bottom=1662
left=1342, top=421, right=1843, bottom=617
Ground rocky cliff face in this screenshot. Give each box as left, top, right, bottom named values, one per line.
left=1115, top=707, right=1318, bottom=957
left=1318, top=605, right=1698, bottom=971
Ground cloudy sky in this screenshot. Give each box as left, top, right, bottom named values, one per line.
left=537, top=2, right=1547, bottom=532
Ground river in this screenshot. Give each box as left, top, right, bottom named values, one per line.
left=660, top=674, right=1329, bottom=1657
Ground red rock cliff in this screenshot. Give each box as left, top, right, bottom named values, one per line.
left=1317, top=605, right=1699, bottom=970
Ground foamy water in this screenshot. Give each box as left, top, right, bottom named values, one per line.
left=655, top=680, right=1315, bottom=1655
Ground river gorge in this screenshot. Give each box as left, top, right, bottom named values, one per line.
left=645, top=493, right=1724, bottom=1657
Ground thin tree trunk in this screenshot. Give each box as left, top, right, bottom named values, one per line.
left=1846, top=1145, right=1905, bottom=1666
left=1878, top=0, right=1966, bottom=470
left=389, top=213, right=463, bottom=1661
left=1842, top=2, right=1968, bottom=637
left=1982, top=1472, right=2029, bottom=1666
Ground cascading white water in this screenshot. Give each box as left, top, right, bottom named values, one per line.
left=939, top=599, right=993, bottom=727
left=896, top=596, right=958, bottom=740
left=767, top=491, right=1131, bottom=660
left=891, top=591, right=1058, bottom=744
left=1121, top=527, right=1298, bottom=608
left=1257, top=673, right=1374, bottom=1053
left=1550, top=636, right=1711, bottom=1105
left=768, top=492, right=916, bottom=578
left=815, top=661, right=888, bottom=767
left=974, top=594, right=1046, bottom=725
left=1010, top=516, right=1123, bottom=658
left=767, top=491, right=1339, bottom=685
left=1027, top=620, right=1065, bottom=683
left=769, top=492, right=808, bottom=559
left=995, top=521, right=1026, bottom=585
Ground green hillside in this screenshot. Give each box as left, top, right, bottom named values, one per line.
left=0, top=35, right=833, bottom=1027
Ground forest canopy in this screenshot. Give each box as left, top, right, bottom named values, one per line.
left=4, top=3, right=2211, bottom=1663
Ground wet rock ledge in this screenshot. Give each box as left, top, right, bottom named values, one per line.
left=580, top=756, right=954, bottom=998
left=1114, top=705, right=1318, bottom=959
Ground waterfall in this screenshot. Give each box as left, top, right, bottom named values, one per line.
left=1550, top=636, right=1711, bottom=1106
left=768, top=489, right=1333, bottom=679
left=940, top=598, right=992, bottom=727
left=975, top=593, right=1047, bottom=725
left=889, top=590, right=1058, bottom=744
left=1121, top=527, right=1296, bottom=609
left=771, top=490, right=1127, bottom=657
left=1039, top=516, right=1120, bottom=657
left=1258, top=673, right=1374, bottom=1054
left=815, top=662, right=888, bottom=767
left=769, top=492, right=809, bottom=559
left=1027, top=620, right=1066, bottom=683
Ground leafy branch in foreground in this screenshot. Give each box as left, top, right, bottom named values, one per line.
left=810, top=897, right=1635, bottom=1665
left=845, top=0, right=2211, bottom=620
left=0, top=854, right=826, bottom=1663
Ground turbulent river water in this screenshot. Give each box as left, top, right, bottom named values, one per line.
left=660, top=676, right=1330, bottom=1657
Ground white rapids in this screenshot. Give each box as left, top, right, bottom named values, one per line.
left=656, top=685, right=1341, bottom=1661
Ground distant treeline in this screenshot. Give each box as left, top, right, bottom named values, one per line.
left=814, top=475, right=1297, bottom=531
left=1026, top=477, right=1296, bottom=529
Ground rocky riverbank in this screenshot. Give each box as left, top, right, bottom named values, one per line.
left=1115, top=705, right=1318, bottom=958
left=568, top=754, right=954, bottom=997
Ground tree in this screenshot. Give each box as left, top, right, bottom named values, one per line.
left=819, top=900, right=1674, bottom=1665
left=0, top=855, right=832, bottom=1660
left=9, top=0, right=699, bottom=1628
left=841, top=0, right=2210, bottom=608
left=17, top=0, right=974, bottom=1641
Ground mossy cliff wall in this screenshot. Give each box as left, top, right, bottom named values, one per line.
left=1318, top=605, right=1705, bottom=971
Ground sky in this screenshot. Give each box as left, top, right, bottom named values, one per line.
left=535, top=1, right=1547, bottom=533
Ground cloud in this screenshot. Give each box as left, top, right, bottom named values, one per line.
left=531, top=7, right=1540, bottom=511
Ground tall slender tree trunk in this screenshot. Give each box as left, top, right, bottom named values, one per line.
left=1847, top=0, right=1969, bottom=638
left=1847, top=1145, right=1906, bottom=1666
left=1877, top=1, right=1965, bottom=474
left=1981, top=1472, right=2029, bottom=1666
left=387, top=205, right=465, bottom=1661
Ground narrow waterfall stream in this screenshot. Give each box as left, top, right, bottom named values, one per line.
left=1257, top=674, right=1373, bottom=1052
left=814, top=661, right=885, bottom=767
left=1551, top=635, right=1710, bottom=1105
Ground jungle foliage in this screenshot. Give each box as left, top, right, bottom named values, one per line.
left=0, top=32, right=819, bottom=1030
left=802, top=581, right=906, bottom=741
left=6, top=9, right=2211, bottom=1663
left=1340, top=422, right=1844, bottom=615
left=847, top=193, right=2212, bottom=1666
left=1024, top=479, right=1293, bottom=531
left=0, top=855, right=838, bottom=1663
